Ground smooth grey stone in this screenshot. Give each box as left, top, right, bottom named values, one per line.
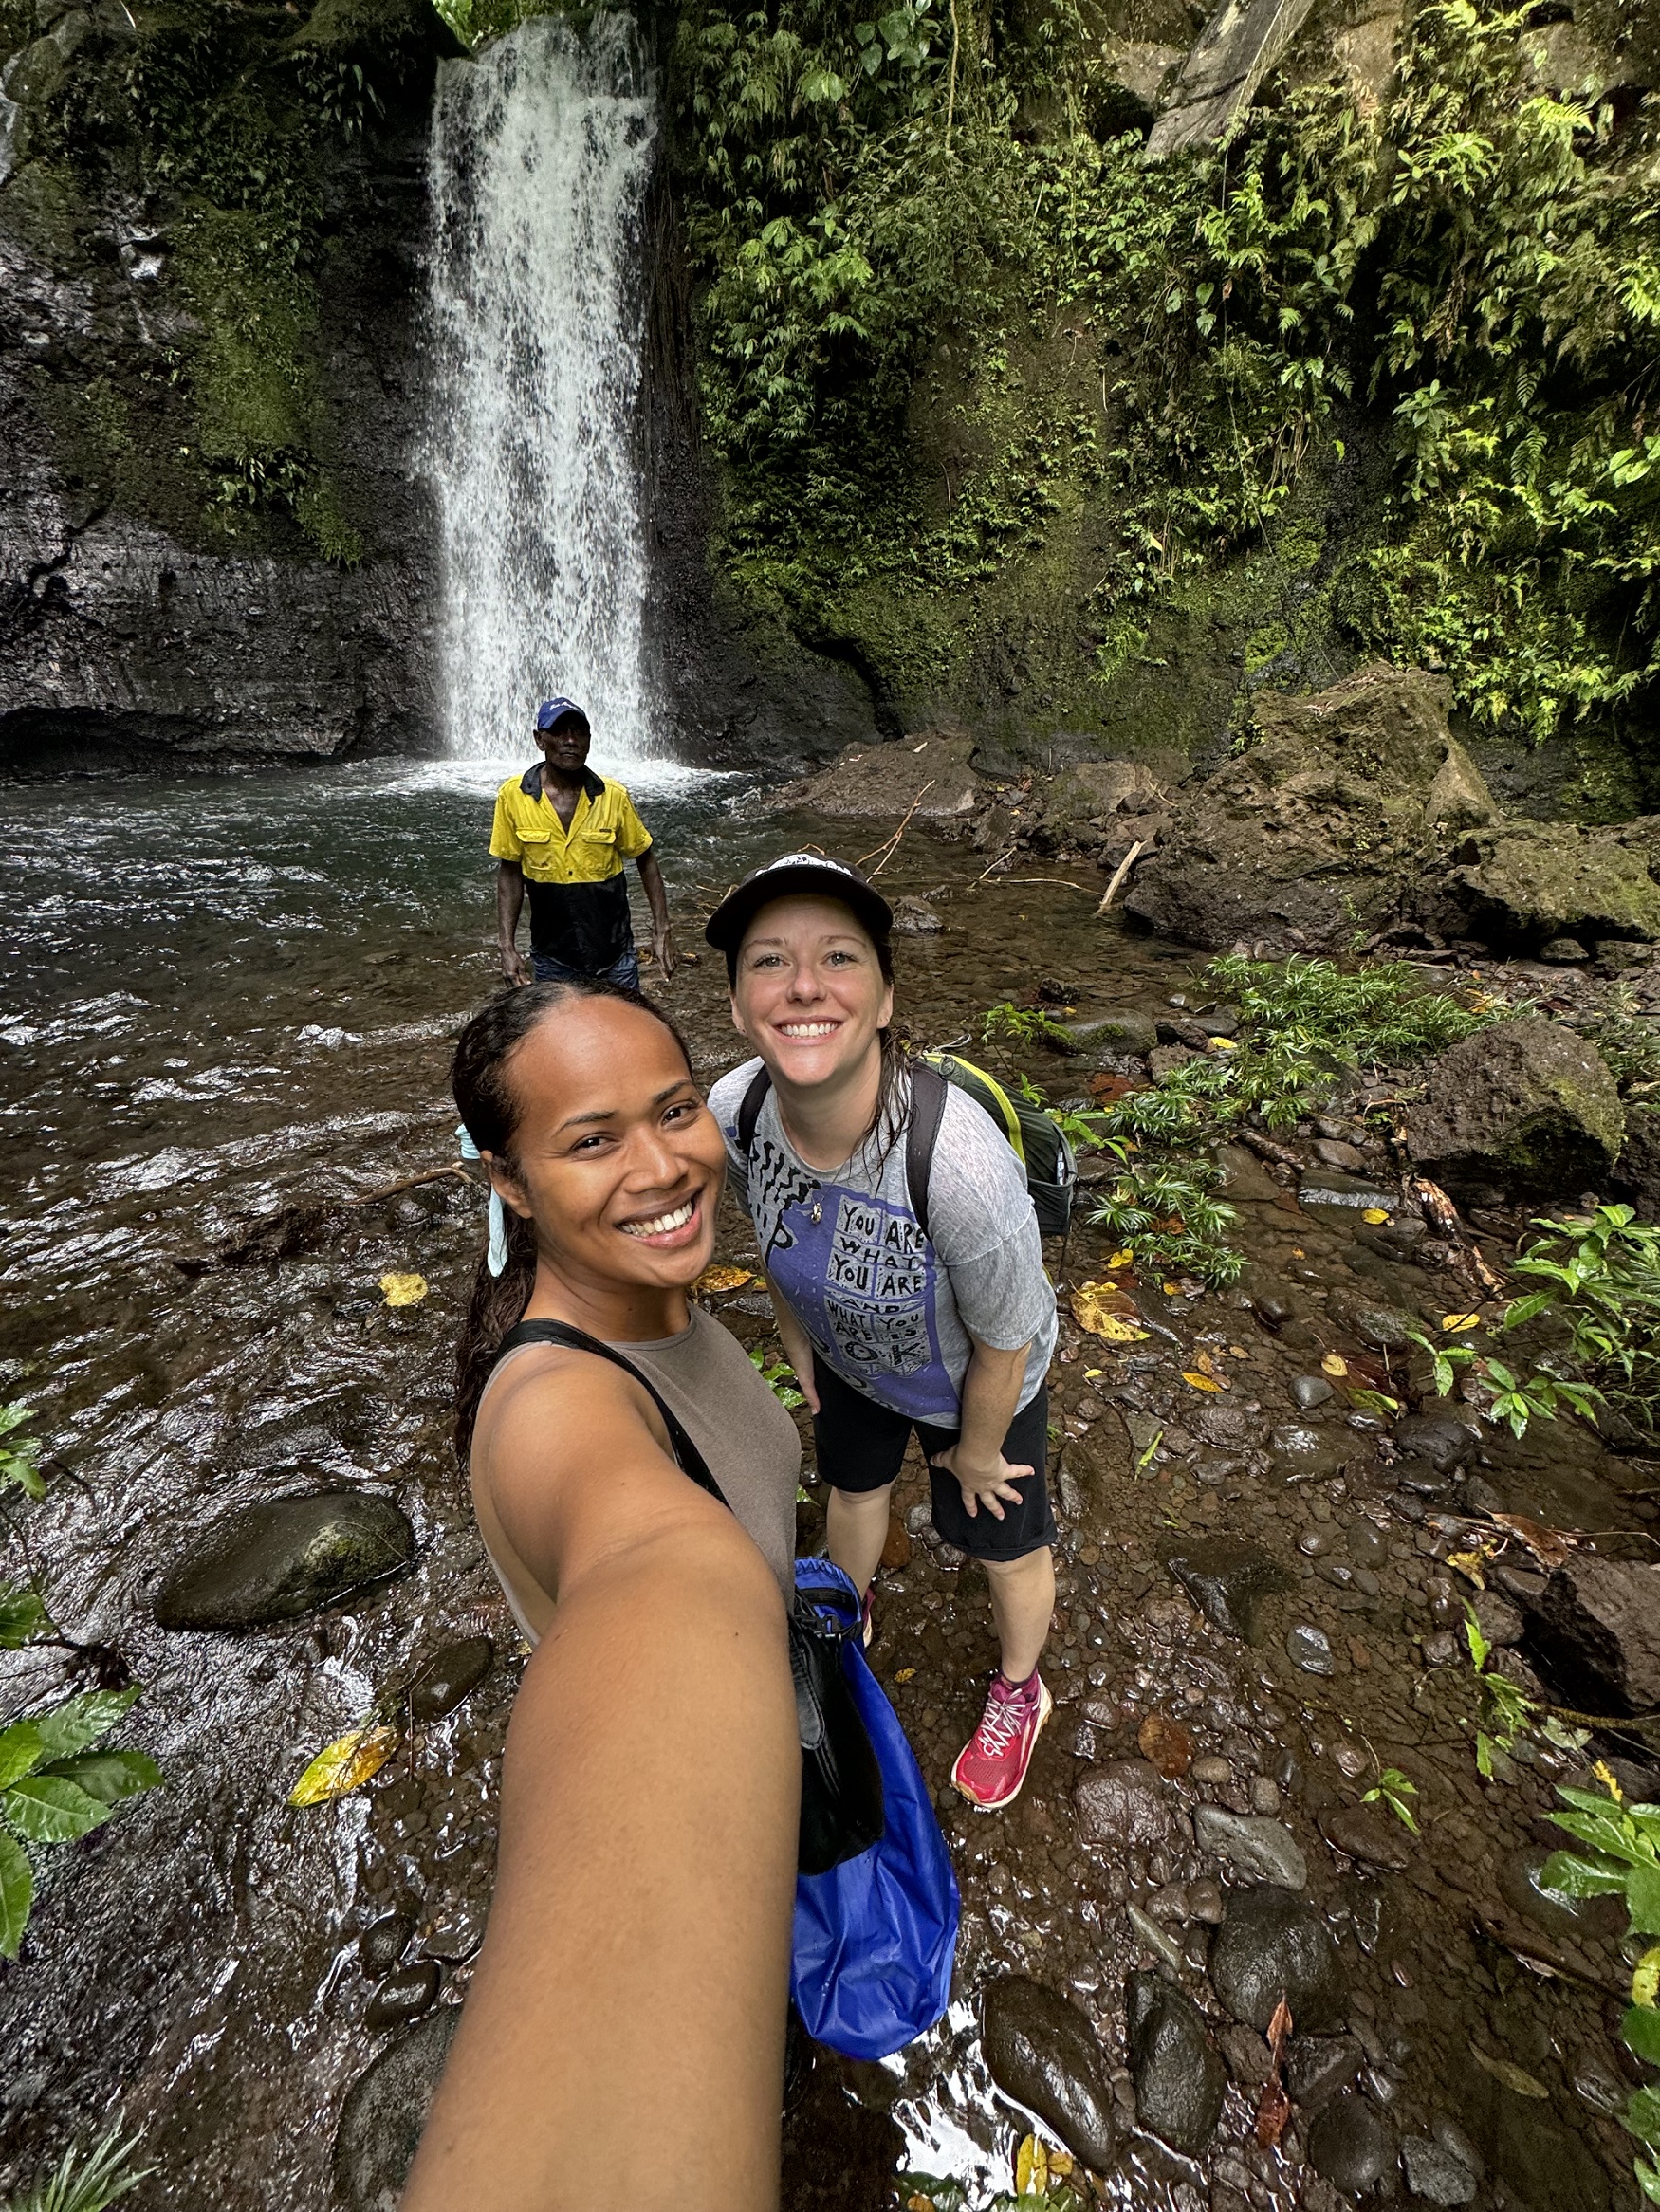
left=1319, top=1803, right=1412, bottom=1872
left=334, top=2006, right=461, bottom=2212
left=1286, top=1623, right=1336, bottom=1675
left=1287, top=2032, right=1362, bottom=2111
left=1470, top=1590, right=1522, bottom=1647
left=1273, top=1424, right=1325, bottom=1454
left=408, top=1636, right=494, bottom=1723
left=1126, top=1901, right=1188, bottom=1977
left=1308, top=2092, right=1395, bottom=2193
left=155, top=1491, right=415, bottom=1630
left=1209, top=1887, right=1346, bottom=2033
left=981, top=1975, right=1116, bottom=2172
left=1402, top=2134, right=1478, bottom=2204
left=1293, top=1374, right=1335, bottom=1410
left=1164, top=1539, right=1290, bottom=1643
left=1345, top=1519, right=1389, bottom=1566
left=358, top=1913, right=415, bottom=1977
left=365, top=1959, right=442, bottom=2033
left=1393, top=1414, right=1476, bottom=1473
left=1299, top=1168, right=1399, bottom=1211
left=1195, top=1805, right=1307, bottom=1889
left=1126, top=1970, right=1227, bottom=2156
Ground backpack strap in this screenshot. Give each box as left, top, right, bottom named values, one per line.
left=735, top=1063, right=772, bottom=1162
left=490, top=1318, right=729, bottom=1509
left=903, top=1058, right=949, bottom=1244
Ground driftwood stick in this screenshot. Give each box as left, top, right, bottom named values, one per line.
left=1096, top=839, right=1145, bottom=915
left=858, top=782, right=937, bottom=876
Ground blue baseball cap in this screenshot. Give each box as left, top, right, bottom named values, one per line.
left=535, top=696, right=589, bottom=732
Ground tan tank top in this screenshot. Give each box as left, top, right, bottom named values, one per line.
left=473, top=1306, right=801, bottom=1646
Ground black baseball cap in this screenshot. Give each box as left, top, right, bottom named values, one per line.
left=703, top=852, right=894, bottom=958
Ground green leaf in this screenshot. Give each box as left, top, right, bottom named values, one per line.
left=3, top=1774, right=113, bottom=1844
left=1636, top=2153, right=1660, bottom=2204
left=0, top=1583, right=46, bottom=1648
left=1540, top=1848, right=1627, bottom=1897
left=43, top=1750, right=163, bottom=1806
left=0, top=1826, right=32, bottom=1959
left=32, top=1688, right=139, bottom=1763
left=1625, top=2004, right=1660, bottom=2067
left=0, top=1722, right=46, bottom=1791
left=1627, top=2085, right=1660, bottom=2148
left=1630, top=1862, right=1660, bottom=1935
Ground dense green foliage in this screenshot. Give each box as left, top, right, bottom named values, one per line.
left=0, top=2130, right=153, bottom=2212
left=673, top=0, right=1660, bottom=742
left=3, top=0, right=431, bottom=561
left=0, top=1688, right=163, bottom=1959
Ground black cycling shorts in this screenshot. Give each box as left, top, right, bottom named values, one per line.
left=810, top=1355, right=1056, bottom=1564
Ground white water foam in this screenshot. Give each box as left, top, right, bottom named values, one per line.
left=427, top=15, right=659, bottom=768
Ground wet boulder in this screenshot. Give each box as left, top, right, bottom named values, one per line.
left=365, top=1959, right=443, bottom=2033
left=775, top=730, right=983, bottom=828
left=1308, top=2091, right=1396, bottom=2195
left=1286, top=2033, right=1362, bottom=2111
left=1163, top=1539, right=1289, bottom=1642
left=1402, top=2133, right=1479, bottom=2205
left=1123, top=666, right=1497, bottom=953
left=1075, top=1759, right=1176, bottom=1850
left=1614, top=1101, right=1660, bottom=1218
left=1319, top=1802, right=1412, bottom=1872
left=1208, top=1885, right=1346, bottom=2033
left=408, top=1637, right=494, bottom=1724
left=334, top=2004, right=460, bottom=2212
left=1059, top=1010, right=1159, bottom=1060
left=981, top=1974, right=1116, bottom=2173
left=1126, top=1971, right=1227, bottom=2155
left=1393, top=1413, right=1477, bottom=1476
left=1521, top=1555, right=1660, bottom=1716
left=1404, top=1021, right=1623, bottom=1200
left=155, top=1492, right=416, bottom=1630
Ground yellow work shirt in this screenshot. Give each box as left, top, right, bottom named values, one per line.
left=490, top=765, right=654, bottom=970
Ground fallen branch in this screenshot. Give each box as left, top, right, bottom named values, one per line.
left=1237, top=1127, right=1304, bottom=1172
left=857, top=783, right=936, bottom=877
left=1095, top=839, right=1145, bottom=915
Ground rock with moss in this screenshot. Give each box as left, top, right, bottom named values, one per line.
left=1442, top=819, right=1660, bottom=949
left=1123, top=665, right=1496, bottom=951
left=773, top=729, right=984, bottom=826
left=1403, top=1019, right=1624, bottom=1199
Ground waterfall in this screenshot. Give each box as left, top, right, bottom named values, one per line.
left=427, top=14, right=658, bottom=767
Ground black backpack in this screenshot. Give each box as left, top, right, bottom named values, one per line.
left=734, top=1050, right=1076, bottom=1238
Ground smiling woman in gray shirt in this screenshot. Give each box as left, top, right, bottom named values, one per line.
left=707, top=852, right=1060, bottom=1817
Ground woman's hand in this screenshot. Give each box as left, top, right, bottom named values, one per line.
left=928, top=1443, right=1032, bottom=1521
left=764, top=1273, right=821, bottom=1414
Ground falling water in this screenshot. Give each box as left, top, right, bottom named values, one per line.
left=427, top=14, right=658, bottom=766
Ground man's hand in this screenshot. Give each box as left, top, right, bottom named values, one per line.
left=653, top=926, right=677, bottom=981
left=502, top=949, right=532, bottom=987
left=927, top=1444, right=1032, bottom=1521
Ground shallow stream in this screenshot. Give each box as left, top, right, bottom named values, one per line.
left=0, top=765, right=1652, bottom=2211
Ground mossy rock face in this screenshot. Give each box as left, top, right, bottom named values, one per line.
left=1446, top=820, right=1660, bottom=949
left=1404, top=1019, right=1625, bottom=1200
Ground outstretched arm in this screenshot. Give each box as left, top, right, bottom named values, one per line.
left=402, top=1362, right=798, bottom=2212
left=496, top=860, right=530, bottom=986
left=636, top=847, right=675, bottom=979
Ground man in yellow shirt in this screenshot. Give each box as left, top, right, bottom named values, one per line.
left=491, top=698, right=675, bottom=991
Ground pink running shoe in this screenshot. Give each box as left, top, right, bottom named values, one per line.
left=951, top=1671, right=1053, bottom=1811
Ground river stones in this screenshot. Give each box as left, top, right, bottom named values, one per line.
left=1125, top=1970, right=1227, bottom=2156
left=155, top=1492, right=415, bottom=1630
left=359, top=1913, right=415, bottom=1976
left=1194, top=1806, right=1307, bottom=1889
left=1326, top=1289, right=1419, bottom=1352
left=1393, top=1413, right=1477, bottom=1475
left=981, top=1975, right=1116, bottom=2173
left=1319, top=1802, right=1412, bottom=1872
left=1286, top=2033, right=1362, bottom=2111
left=408, top=1637, right=494, bottom=1723
left=1061, top=1011, right=1158, bottom=1060
left=1402, top=2133, right=1478, bottom=2205
left=365, top=1959, right=443, bottom=2033
left=334, top=2004, right=460, bottom=2212
left=1308, top=2092, right=1396, bottom=2194
left=1075, top=1760, right=1174, bottom=1850
left=1286, top=1623, right=1336, bottom=1675
left=1293, top=1374, right=1334, bottom=1410
left=1209, top=1886, right=1345, bottom=2033
left=1163, top=1539, right=1288, bottom=1643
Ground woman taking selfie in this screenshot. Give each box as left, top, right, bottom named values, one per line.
left=402, top=980, right=801, bottom=2212
left=708, top=855, right=1060, bottom=1815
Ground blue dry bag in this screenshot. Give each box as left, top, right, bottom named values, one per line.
left=789, top=1558, right=960, bottom=2061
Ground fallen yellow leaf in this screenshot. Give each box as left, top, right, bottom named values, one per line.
left=1015, top=2133, right=1046, bottom=2195
left=1470, top=2047, right=1549, bottom=2099
left=1072, top=1283, right=1151, bottom=1341
left=379, top=1272, right=428, bottom=1307
left=1227, top=1345, right=1247, bottom=1358
left=1362, top=1207, right=1389, bottom=1224
left=289, top=1724, right=397, bottom=1807
left=1634, top=1943, right=1660, bottom=2009
left=1442, top=1312, right=1481, bottom=1333
left=1083, top=1367, right=1104, bottom=1380
left=1290, top=1247, right=1305, bottom=1259
left=1208, top=1036, right=1238, bottom=1052
left=1446, top=1548, right=1487, bottom=1588
left=1107, top=1249, right=1134, bottom=1270
left=895, top=1668, right=916, bottom=1683
left=1162, top=1280, right=1181, bottom=1296
left=1048, top=2150, right=1075, bottom=2178
left=694, top=1263, right=755, bottom=1293
left=1321, top=1353, right=1349, bottom=1378
left=1183, top=1372, right=1224, bottom=1392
